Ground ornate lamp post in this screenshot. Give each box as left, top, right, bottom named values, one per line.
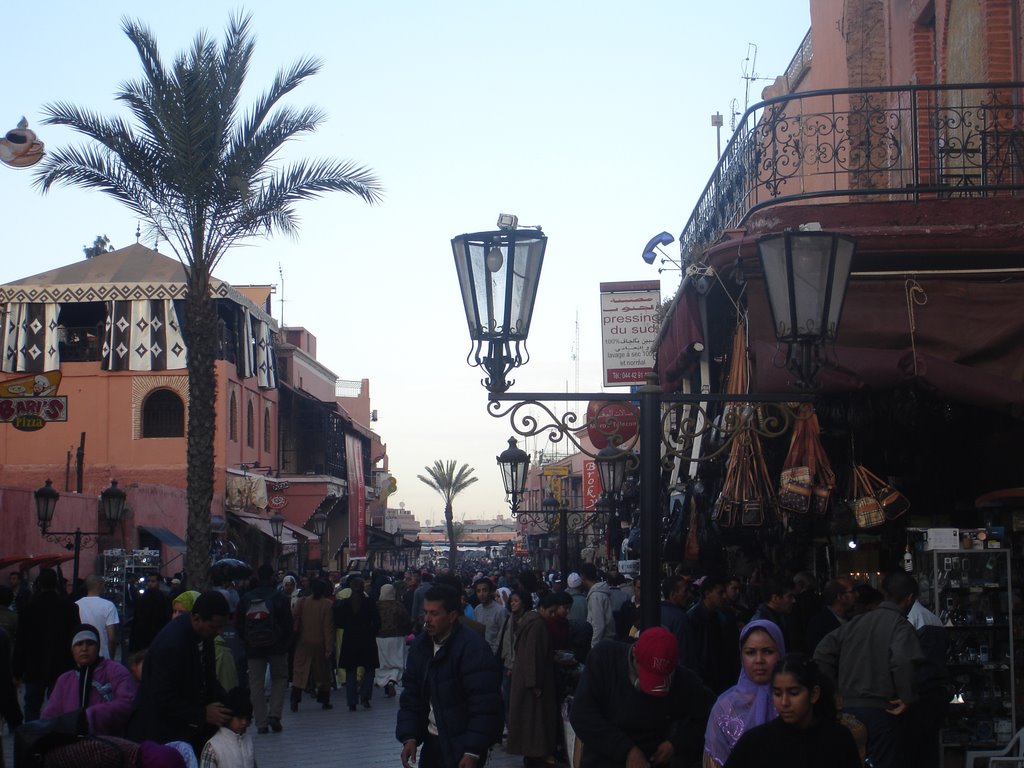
left=757, top=229, right=856, bottom=388
left=452, top=214, right=547, bottom=393
left=310, top=510, right=328, bottom=571
left=496, top=437, right=530, bottom=514
left=269, top=512, right=286, bottom=570
left=455, top=217, right=844, bottom=630
left=36, top=479, right=127, bottom=589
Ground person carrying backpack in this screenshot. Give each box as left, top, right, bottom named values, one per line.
left=237, top=564, right=293, bottom=734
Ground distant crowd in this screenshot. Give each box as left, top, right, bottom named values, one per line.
left=0, top=562, right=946, bottom=768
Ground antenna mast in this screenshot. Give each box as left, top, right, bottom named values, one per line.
left=278, top=263, right=285, bottom=326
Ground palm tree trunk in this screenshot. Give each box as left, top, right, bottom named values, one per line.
left=183, top=268, right=218, bottom=590
left=444, top=503, right=457, bottom=567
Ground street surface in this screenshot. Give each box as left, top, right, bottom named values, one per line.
left=1, top=686, right=522, bottom=768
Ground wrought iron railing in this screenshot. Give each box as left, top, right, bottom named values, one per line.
left=679, top=82, right=1024, bottom=264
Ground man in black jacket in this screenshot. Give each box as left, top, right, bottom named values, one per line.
left=237, top=564, right=293, bottom=734
left=12, top=567, right=80, bottom=720
left=397, top=585, right=502, bottom=768
left=570, top=627, right=715, bottom=768
left=128, top=591, right=231, bottom=753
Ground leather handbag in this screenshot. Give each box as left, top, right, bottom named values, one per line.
left=714, top=322, right=776, bottom=529
left=851, top=465, right=886, bottom=529
left=778, top=405, right=835, bottom=516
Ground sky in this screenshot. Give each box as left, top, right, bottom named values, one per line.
left=1, top=1, right=811, bottom=526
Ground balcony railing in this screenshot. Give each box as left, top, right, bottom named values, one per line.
left=679, top=82, right=1024, bottom=264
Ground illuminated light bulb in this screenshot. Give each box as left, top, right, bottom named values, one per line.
left=847, top=539, right=857, bottom=550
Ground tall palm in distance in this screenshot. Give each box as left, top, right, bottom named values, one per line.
left=418, top=461, right=478, bottom=566
left=34, top=13, right=383, bottom=588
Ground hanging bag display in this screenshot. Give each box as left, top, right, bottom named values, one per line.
left=712, top=321, right=775, bottom=528
left=851, top=465, right=886, bottom=529
left=778, top=405, right=836, bottom=516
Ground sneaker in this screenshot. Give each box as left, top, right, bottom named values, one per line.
left=384, top=682, right=396, bottom=697
left=257, top=726, right=270, bottom=735
left=269, top=717, right=283, bottom=733
left=361, top=699, right=372, bottom=709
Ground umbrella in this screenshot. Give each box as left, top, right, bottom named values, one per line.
left=210, top=558, right=253, bottom=581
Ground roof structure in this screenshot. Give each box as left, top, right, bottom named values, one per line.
left=0, top=244, right=275, bottom=326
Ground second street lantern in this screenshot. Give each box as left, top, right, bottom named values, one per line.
left=452, top=214, right=547, bottom=393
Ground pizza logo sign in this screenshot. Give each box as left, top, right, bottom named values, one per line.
left=0, top=372, right=67, bottom=432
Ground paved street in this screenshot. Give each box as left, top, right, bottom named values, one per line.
left=2, top=685, right=522, bottom=768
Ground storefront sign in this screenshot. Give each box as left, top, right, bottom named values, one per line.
left=0, top=396, right=68, bottom=431
left=583, top=460, right=599, bottom=510
left=586, top=400, right=638, bottom=449
left=0, top=371, right=66, bottom=431
left=600, top=281, right=661, bottom=387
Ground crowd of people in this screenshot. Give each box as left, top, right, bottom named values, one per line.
left=0, top=560, right=948, bottom=768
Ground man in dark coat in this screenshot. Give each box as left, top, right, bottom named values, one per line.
left=237, top=564, right=293, bottom=734
left=333, top=576, right=381, bottom=711
left=570, top=627, right=715, bottom=768
left=129, top=573, right=171, bottom=652
left=12, top=567, right=80, bottom=720
left=397, top=585, right=503, bottom=768
left=659, top=575, right=689, bottom=662
left=128, top=591, right=231, bottom=754
left=681, top=576, right=738, bottom=694
left=805, top=577, right=855, bottom=655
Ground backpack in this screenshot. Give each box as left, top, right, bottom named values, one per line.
left=243, top=594, right=280, bottom=650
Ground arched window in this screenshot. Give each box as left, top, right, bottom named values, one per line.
left=246, top=400, right=254, bottom=448
left=142, top=389, right=185, bottom=438
left=229, top=391, right=238, bottom=442
left=263, top=405, right=272, bottom=452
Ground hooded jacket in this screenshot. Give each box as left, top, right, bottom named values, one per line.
left=586, top=582, right=615, bottom=647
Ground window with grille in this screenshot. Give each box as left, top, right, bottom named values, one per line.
left=263, top=405, right=272, bottom=452
left=142, top=389, right=185, bottom=438
left=246, top=400, right=255, bottom=448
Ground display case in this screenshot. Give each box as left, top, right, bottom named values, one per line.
left=923, top=548, right=1015, bottom=756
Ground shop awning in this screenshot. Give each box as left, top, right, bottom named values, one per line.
left=139, top=526, right=187, bottom=550
left=746, top=275, right=1024, bottom=412
left=654, top=286, right=704, bottom=391
left=231, top=511, right=315, bottom=542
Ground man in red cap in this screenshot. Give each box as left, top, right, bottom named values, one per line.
left=570, top=626, right=714, bottom=768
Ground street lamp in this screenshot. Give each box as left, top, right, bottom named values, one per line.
left=310, top=510, right=328, bottom=571
left=455, top=217, right=831, bottom=631
left=497, top=437, right=530, bottom=514
left=36, top=479, right=127, bottom=590
left=757, top=229, right=855, bottom=388
left=451, top=215, right=547, bottom=393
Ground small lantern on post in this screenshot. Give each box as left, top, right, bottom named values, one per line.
left=497, top=437, right=530, bottom=515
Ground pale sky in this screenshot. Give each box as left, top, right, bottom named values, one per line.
left=1, top=1, right=810, bottom=524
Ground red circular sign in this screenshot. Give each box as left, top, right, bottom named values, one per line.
left=586, top=400, right=638, bottom=449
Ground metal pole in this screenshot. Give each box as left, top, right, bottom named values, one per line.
left=559, top=505, right=568, bottom=579
left=72, top=528, right=82, bottom=593
left=638, top=376, right=663, bottom=630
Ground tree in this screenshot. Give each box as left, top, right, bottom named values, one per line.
left=83, top=234, right=114, bottom=258
left=417, top=461, right=478, bottom=566
left=35, top=14, right=382, bottom=589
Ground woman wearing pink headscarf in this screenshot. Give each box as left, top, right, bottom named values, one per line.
left=703, top=619, right=786, bottom=767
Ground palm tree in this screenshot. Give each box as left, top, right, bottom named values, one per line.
left=417, top=461, right=478, bottom=566
left=34, top=13, right=382, bottom=589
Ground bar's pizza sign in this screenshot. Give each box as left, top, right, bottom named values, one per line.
left=0, top=372, right=67, bottom=431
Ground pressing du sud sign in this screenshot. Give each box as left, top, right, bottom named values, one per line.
left=599, top=281, right=660, bottom=387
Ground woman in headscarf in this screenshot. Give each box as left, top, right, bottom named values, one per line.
left=703, top=619, right=786, bottom=767
left=374, top=583, right=412, bottom=697
left=172, top=591, right=238, bottom=692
